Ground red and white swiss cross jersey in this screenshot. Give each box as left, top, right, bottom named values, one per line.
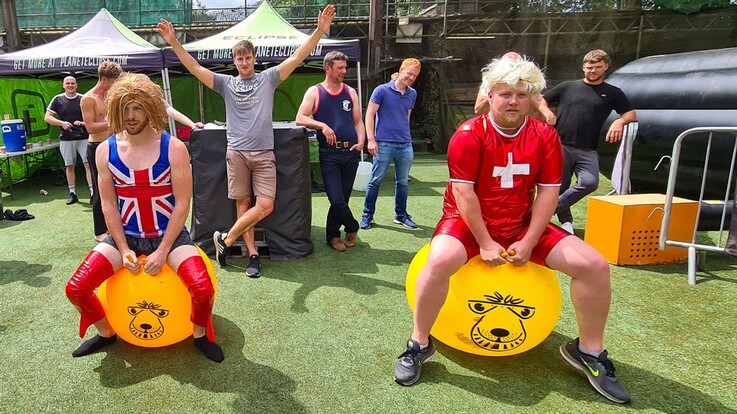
left=442, top=114, right=563, bottom=232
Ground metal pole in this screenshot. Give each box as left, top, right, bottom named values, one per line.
left=442, top=0, right=448, bottom=36
left=636, top=15, right=644, bottom=60
left=543, top=17, right=552, bottom=68
left=162, top=68, right=177, bottom=138
left=199, top=82, right=205, bottom=123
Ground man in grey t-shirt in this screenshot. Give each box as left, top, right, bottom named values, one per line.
left=158, top=5, right=335, bottom=277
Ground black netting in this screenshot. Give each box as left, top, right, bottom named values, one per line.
left=10, top=0, right=192, bottom=29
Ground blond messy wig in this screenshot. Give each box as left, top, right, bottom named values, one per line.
left=480, top=55, right=546, bottom=97
left=106, top=73, right=168, bottom=133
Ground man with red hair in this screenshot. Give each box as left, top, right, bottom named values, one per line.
left=65, top=73, right=223, bottom=362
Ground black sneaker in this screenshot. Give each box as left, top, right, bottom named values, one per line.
left=560, top=338, right=631, bottom=404
left=393, top=338, right=435, bottom=386
left=66, top=192, right=79, bottom=205
left=213, top=231, right=229, bottom=267
left=246, top=254, right=261, bottom=278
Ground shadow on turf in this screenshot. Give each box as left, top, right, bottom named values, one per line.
left=0, top=260, right=52, bottom=287
left=620, top=261, right=737, bottom=286
left=418, top=331, right=734, bottom=413
left=365, top=222, right=435, bottom=238
left=247, top=231, right=410, bottom=313
left=92, top=315, right=307, bottom=413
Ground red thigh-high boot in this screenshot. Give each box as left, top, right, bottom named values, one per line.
left=65, top=251, right=114, bottom=338
left=178, top=255, right=223, bottom=362
left=177, top=255, right=216, bottom=341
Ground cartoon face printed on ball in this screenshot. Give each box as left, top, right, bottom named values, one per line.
left=468, top=292, right=537, bottom=352
left=405, top=243, right=561, bottom=357
left=126, top=301, right=170, bottom=341
left=99, top=247, right=218, bottom=348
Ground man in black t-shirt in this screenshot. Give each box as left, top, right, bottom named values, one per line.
left=45, top=76, right=92, bottom=205
left=538, top=50, right=637, bottom=234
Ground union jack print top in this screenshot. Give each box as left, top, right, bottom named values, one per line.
left=108, top=132, right=175, bottom=238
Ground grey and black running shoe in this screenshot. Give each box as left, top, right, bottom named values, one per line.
left=393, top=338, right=435, bottom=386
left=560, top=338, right=631, bottom=404
left=246, top=254, right=261, bottom=278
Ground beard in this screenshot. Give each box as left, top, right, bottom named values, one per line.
left=495, top=110, right=525, bottom=129
left=586, top=73, right=604, bottom=83
left=125, top=122, right=147, bottom=136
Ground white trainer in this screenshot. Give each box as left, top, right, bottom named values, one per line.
left=561, top=222, right=575, bottom=234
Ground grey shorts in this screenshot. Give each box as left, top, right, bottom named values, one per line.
left=60, top=140, right=88, bottom=166
left=101, top=229, right=194, bottom=256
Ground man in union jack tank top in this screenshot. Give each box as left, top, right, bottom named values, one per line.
left=393, top=55, right=631, bottom=404
left=65, top=73, right=223, bottom=362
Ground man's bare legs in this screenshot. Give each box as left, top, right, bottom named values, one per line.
left=83, top=162, right=93, bottom=193
left=214, top=196, right=274, bottom=276
left=411, top=235, right=467, bottom=345
left=544, top=236, right=629, bottom=404
left=544, top=235, right=611, bottom=351
left=222, top=197, right=274, bottom=248
left=234, top=198, right=258, bottom=257
left=394, top=235, right=467, bottom=386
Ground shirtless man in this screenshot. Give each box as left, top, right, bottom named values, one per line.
left=81, top=61, right=122, bottom=242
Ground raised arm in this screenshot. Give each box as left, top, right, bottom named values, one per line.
left=158, top=19, right=215, bottom=90
left=278, top=5, right=336, bottom=81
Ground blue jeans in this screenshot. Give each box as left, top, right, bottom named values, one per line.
left=363, top=141, right=414, bottom=217
left=319, top=148, right=360, bottom=241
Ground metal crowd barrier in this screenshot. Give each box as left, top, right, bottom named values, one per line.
left=659, top=127, right=737, bottom=285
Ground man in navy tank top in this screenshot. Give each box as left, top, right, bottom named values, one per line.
left=296, top=51, right=366, bottom=251
left=65, top=73, right=223, bottom=362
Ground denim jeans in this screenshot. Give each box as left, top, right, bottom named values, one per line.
left=556, top=145, right=600, bottom=224
left=363, top=141, right=414, bottom=217
left=319, top=147, right=360, bottom=241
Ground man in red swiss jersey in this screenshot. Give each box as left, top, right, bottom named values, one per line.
left=392, top=55, right=630, bottom=404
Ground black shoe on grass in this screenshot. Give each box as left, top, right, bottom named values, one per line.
left=213, top=231, right=229, bottom=267
left=66, top=192, right=79, bottom=205
left=559, top=338, right=631, bottom=404
left=393, top=338, right=435, bottom=386
left=246, top=254, right=261, bottom=278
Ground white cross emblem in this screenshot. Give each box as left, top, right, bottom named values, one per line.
left=493, top=152, right=529, bottom=188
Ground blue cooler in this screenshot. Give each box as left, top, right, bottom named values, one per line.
left=1, top=119, right=27, bottom=152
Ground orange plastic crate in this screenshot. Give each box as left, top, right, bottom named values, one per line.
left=584, top=194, right=698, bottom=265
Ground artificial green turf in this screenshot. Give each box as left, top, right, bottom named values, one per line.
left=1, top=154, right=736, bottom=413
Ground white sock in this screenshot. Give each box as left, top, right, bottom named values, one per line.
left=69, top=186, right=76, bottom=194
left=89, top=186, right=93, bottom=196
left=578, top=344, right=603, bottom=358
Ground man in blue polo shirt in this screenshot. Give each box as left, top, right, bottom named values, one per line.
left=360, top=58, right=421, bottom=230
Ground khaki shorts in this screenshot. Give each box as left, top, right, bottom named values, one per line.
left=226, top=149, right=277, bottom=200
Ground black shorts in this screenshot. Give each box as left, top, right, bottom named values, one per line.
left=101, top=229, right=194, bottom=256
